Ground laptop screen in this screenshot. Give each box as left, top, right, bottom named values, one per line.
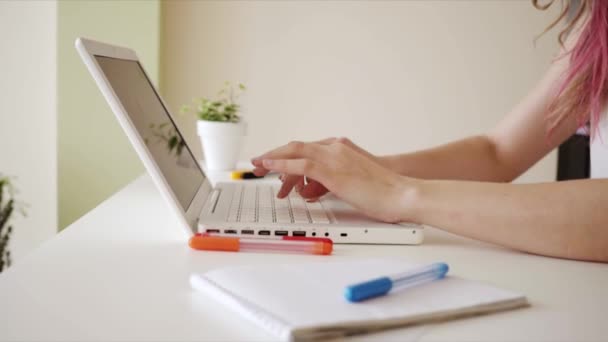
left=95, top=56, right=205, bottom=211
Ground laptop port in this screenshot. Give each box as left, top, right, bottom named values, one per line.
left=205, top=229, right=220, bottom=233
left=340, top=233, right=347, bottom=237
left=293, top=231, right=306, bottom=237
left=274, top=230, right=288, bottom=236
left=258, top=230, right=271, bottom=236
left=224, top=229, right=237, bottom=234
left=241, top=229, right=254, bottom=235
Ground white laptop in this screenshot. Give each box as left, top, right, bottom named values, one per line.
left=76, top=38, right=423, bottom=244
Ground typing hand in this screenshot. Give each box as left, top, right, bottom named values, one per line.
left=251, top=138, right=413, bottom=223
left=252, top=137, right=385, bottom=201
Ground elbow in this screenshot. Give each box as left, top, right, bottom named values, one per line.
left=479, top=135, right=523, bottom=183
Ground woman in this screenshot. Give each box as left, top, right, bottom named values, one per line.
left=251, top=0, right=608, bottom=263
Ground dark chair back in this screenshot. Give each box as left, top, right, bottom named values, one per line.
left=557, top=134, right=590, bottom=181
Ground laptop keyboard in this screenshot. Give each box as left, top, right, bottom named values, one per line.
left=227, top=184, right=332, bottom=224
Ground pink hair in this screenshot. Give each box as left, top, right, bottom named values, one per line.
left=543, top=0, right=608, bottom=138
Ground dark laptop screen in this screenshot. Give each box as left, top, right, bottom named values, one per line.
left=95, top=56, right=204, bottom=210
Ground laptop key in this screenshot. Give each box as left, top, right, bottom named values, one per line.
left=274, top=196, right=292, bottom=223
left=275, top=212, right=292, bottom=224
left=290, top=196, right=311, bottom=224
left=306, top=201, right=330, bottom=224
left=258, top=208, right=273, bottom=223
left=258, top=187, right=273, bottom=223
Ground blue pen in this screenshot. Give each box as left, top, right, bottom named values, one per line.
left=344, top=262, right=450, bottom=302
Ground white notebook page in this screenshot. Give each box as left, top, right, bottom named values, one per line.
left=192, top=259, right=527, bottom=339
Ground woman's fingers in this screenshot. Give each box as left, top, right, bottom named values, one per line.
left=255, top=162, right=325, bottom=199
left=252, top=142, right=328, bottom=179
left=277, top=175, right=300, bottom=198
left=299, top=179, right=329, bottom=199
left=250, top=138, right=366, bottom=199
left=253, top=141, right=326, bottom=165
left=262, top=159, right=327, bottom=184
left=294, top=177, right=305, bottom=194
left=248, top=137, right=410, bottom=223
left=252, top=166, right=270, bottom=176
left=251, top=137, right=373, bottom=176
left=278, top=174, right=327, bottom=199
left=252, top=141, right=327, bottom=174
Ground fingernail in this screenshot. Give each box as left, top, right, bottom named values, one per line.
left=276, top=190, right=286, bottom=198
left=262, top=159, right=273, bottom=167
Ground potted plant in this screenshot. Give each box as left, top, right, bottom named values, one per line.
left=181, top=82, right=247, bottom=171
left=0, top=175, right=25, bottom=272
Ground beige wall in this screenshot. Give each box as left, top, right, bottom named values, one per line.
left=162, top=1, right=560, bottom=183
left=0, top=1, right=57, bottom=261
left=58, top=1, right=160, bottom=229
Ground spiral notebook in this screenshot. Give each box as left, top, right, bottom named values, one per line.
left=190, top=259, right=528, bottom=341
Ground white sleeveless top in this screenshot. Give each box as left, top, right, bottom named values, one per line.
left=590, top=111, right=608, bottom=178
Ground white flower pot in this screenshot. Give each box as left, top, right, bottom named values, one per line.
left=197, top=120, right=246, bottom=171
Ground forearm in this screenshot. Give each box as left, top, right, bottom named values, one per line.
left=381, top=22, right=583, bottom=184
left=404, top=178, right=608, bottom=262
left=382, top=135, right=519, bottom=182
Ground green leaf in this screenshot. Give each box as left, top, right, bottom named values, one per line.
left=168, top=136, right=178, bottom=150
left=179, top=105, right=191, bottom=114
left=184, top=82, right=246, bottom=122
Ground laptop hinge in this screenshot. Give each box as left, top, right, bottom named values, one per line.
left=204, top=189, right=221, bottom=215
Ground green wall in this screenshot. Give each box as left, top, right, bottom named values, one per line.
left=58, top=1, right=160, bottom=229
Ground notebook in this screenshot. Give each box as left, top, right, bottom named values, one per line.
left=190, top=259, right=528, bottom=341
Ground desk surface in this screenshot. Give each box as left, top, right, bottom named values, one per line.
left=0, top=173, right=606, bottom=341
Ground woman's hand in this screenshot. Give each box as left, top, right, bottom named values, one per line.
left=252, top=137, right=389, bottom=200
left=250, top=139, right=417, bottom=223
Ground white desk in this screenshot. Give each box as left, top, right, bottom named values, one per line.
left=0, top=173, right=606, bottom=341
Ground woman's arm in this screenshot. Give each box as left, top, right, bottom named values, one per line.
left=251, top=17, right=608, bottom=262
left=382, top=27, right=581, bottom=182
left=253, top=30, right=583, bottom=196
left=254, top=142, right=608, bottom=263
left=407, top=178, right=608, bottom=262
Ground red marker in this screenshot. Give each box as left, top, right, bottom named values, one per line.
left=189, top=234, right=333, bottom=255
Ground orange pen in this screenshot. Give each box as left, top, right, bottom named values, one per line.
left=189, top=233, right=333, bottom=255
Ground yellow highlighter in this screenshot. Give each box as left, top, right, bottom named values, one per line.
left=230, top=170, right=264, bottom=180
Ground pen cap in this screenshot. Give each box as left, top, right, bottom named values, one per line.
left=344, top=277, right=393, bottom=302
left=433, top=262, right=449, bottom=279
left=312, top=241, right=333, bottom=255
left=189, top=235, right=240, bottom=252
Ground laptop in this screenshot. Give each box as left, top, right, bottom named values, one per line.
left=76, top=38, right=423, bottom=244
